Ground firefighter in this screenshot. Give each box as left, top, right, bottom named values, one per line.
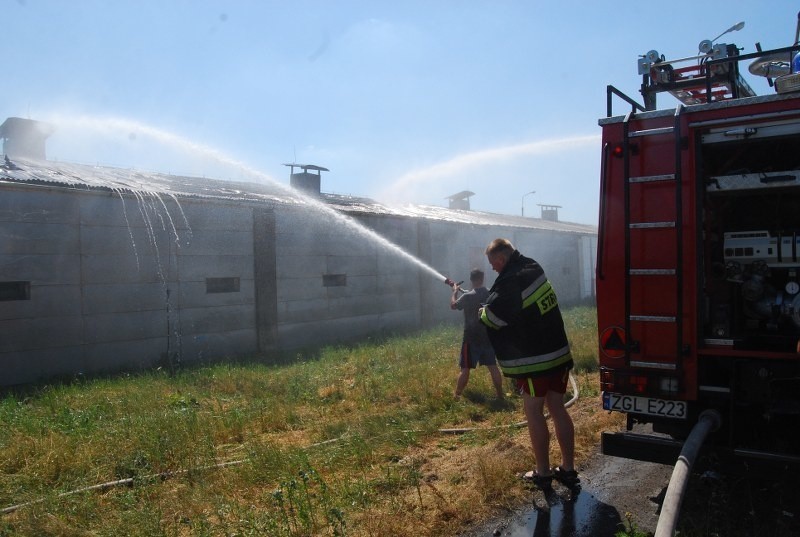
left=480, top=238, right=579, bottom=489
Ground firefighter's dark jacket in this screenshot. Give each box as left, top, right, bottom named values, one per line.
left=480, top=250, right=573, bottom=378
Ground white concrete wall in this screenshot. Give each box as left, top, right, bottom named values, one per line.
left=273, top=209, right=423, bottom=349
left=425, top=223, right=590, bottom=309
left=0, top=183, right=596, bottom=386
left=0, top=187, right=259, bottom=384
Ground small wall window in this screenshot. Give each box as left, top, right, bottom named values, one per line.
left=206, top=277, right=240, bottom=293
left=0, top=281, right=31, bottom=301
left=323, top=274, right=347, bottom=287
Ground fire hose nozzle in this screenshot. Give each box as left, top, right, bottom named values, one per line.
left=443, top=277, right=464, bottom=288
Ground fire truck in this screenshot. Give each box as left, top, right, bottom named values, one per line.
left=597, top=17, right=800, bottom=466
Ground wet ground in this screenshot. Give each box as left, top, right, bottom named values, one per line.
left=461, top=483, right=631, bottom=537
left=461, top=446, right=800, bottom=537
left=460, top=450, right=672, bottom=537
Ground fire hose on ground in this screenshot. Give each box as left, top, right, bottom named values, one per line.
left=654, top=409, right=722, bottom=537
left=437, top=371, right=579, bottom=434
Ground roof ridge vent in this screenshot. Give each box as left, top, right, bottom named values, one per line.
left=0, top=117, right=55, bottom=160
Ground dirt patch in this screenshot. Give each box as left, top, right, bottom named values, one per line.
left=577, top=449, right=672, bottom=534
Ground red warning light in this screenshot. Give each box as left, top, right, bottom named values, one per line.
left=611, top=142, right=638, bottom=157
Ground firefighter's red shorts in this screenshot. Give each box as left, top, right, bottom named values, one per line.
left=516, top=365, right=570, bottom=398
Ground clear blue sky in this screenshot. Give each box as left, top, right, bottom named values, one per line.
left=4, top=1, right=798, bottom=225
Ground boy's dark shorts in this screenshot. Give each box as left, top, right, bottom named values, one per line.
left=459, top=341, right=497, bottom=369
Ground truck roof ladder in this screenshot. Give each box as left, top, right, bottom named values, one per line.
left=622, top=105, right=685, bottom=370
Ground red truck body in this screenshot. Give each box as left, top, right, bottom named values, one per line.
left=597, top=37, right=800, bottom=465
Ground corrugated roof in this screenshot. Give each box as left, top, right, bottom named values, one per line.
left=0, top=157, right=290, bottom=204
left=322, top=193, right=596, bottom=233
left=0, top=157, right=596, bottom=234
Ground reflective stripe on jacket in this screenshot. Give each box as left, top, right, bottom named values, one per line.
left=480, top=250, right=573, bottom=378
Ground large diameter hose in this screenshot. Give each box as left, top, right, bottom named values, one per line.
left=654, top=409, right=722, bottom=537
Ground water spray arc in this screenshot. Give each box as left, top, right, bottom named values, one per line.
left=50, top=115, right=451, bottom=285
left=378, top=134, right=599, bottom=208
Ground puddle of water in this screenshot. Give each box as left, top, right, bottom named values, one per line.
left=470, top=486, right=622, bottom=537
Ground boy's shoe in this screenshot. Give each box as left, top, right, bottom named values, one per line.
left=553, top=466, right=580, bottom=488
left=520, top=470, right=554, bottom=490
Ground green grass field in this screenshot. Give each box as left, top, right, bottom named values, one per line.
left=0, top=306, right=603, bottom=536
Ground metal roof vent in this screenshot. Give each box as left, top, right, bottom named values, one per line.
left=539, top=204, right=562, bottom=222
left=446, top=190, right=475, bottom=210
left=0, top=117, right=55, bottom=160
left=283, top=163, right=329, bottom=195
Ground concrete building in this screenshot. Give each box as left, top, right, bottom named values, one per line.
left=0, top=146, right=596, bottom=387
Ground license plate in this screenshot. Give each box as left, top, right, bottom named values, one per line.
left=603, top=392, right=687, bottom=419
